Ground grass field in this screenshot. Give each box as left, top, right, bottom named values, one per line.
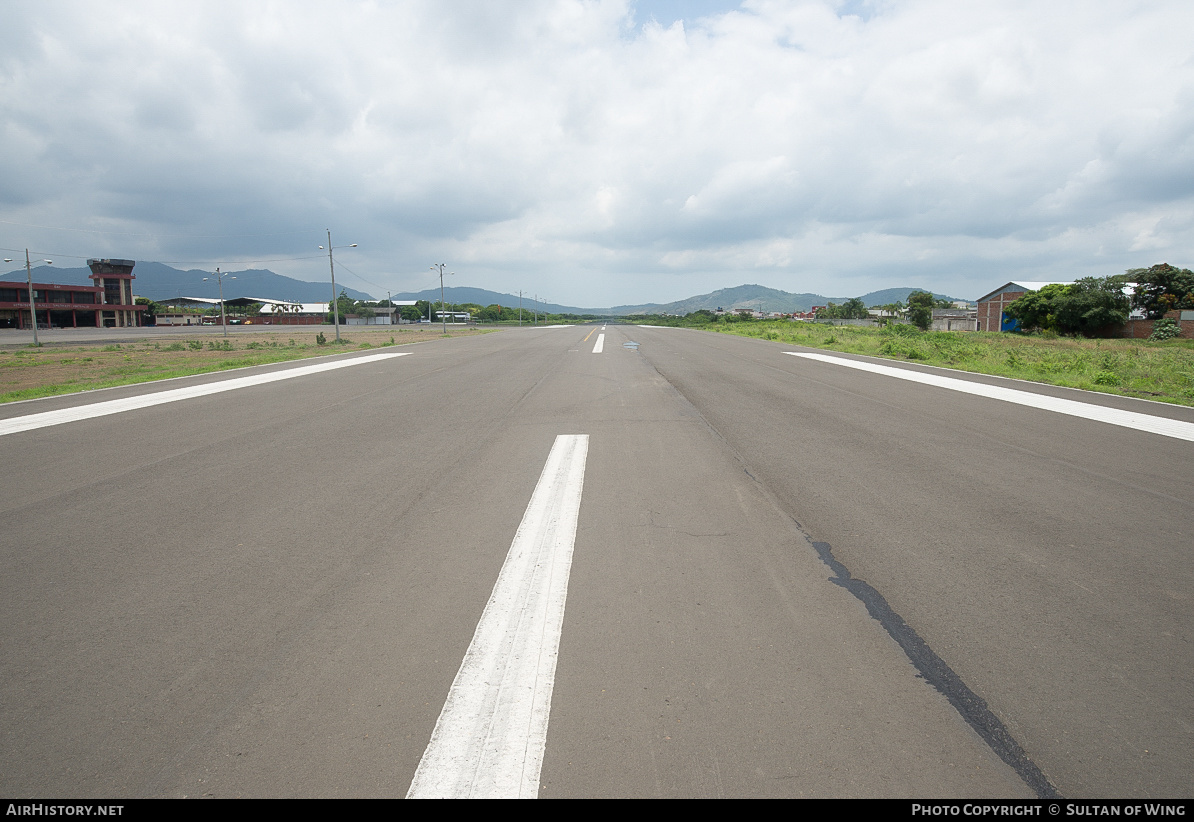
left=5, top=320, right=1193, bottom=409
left=0, top=326, right=495, bottom=404
left=714, top=320, right=1194, bottom=407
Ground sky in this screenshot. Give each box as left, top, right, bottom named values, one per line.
left=1, top=0, right=1192, bottom=306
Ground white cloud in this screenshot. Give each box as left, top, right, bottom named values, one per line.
left=1, top=0, right=1192, bottom=306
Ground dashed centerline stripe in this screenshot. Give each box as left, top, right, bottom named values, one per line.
left=787, top=351, right=1194, bottom=442
left=0, top=352, right=411, bottom=436
left=407, top=434, right=589, bottom=799
left=592, top=333, right=605, bottom=354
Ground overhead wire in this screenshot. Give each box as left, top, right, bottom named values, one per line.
left=0, top=218, right=315, bottom=239
left=0, top=246, right=329, bottom=267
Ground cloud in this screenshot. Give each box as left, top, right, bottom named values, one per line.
left=1, top=0, right=1192, bottom=306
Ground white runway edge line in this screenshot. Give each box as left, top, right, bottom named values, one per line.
left=788, top=352, right=1194, bottom=443
left=407, top=434, right=589, bottom=799
left=592, top=333, right=605, bottom=354
left=0, top=352, right=411, bottom=437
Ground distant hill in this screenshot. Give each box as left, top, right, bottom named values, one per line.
left=390, top=287, right=587, bottom=316
left=395, top=283, right=970, bottom=316
left=0, top=261, right=372, bottom=303
left=608, top=284, right=971, bottom=315
left=3, top=265, right=971, bottom=314
left=856, top=287, right=970, bottom=307
left=609, top=284, right=820, bottom=315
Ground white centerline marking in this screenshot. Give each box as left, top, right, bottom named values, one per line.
left=0, top=352, right=411, bottom=436
left=407, top=434, right=589, bottom=799
left=787, top=352, right=1194, bottom=442
left=592, top=333, right=605, bottom=354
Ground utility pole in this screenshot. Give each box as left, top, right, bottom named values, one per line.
left=217, top=268, right=227, bottom=337
left=431, top=264, right=448, bottom=334
left=202, top=268, right=235, bottom=338
left=24, top=250, right=43, bottom=346
left=327, top=229, right=340, bottom=343
left=318, top=231, right=357, bottom=344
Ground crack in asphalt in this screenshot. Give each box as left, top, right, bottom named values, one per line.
left=810, top=539, right=1062, bottom=800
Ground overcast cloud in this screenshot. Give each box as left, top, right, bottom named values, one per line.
left=2, top=0, right=1192, bottom=305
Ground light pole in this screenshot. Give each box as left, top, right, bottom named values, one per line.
left=202, top=267, right=236, bottom=338
left=3, top=250, right=51, bottom=346
left=430, top=263, right=451, bottom=334
left=519, top=290, right=523, bottom=327
left=319, top=230, right=357, bottom=343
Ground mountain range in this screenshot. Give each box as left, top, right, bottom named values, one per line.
left=0, top=261, right=373, bottom=303
left=390, top=284, right=970, bottom=315
left=3, top=261, right=968, bottom=314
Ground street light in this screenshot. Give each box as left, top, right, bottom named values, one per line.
left=202, top=267, right=236, bottom=338
left=3, top=250, right=51, bottom=346
left=319, top=230, right=357, bottom=343
left=430, top=263, right=453, bottom=334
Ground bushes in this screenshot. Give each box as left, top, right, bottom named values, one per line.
left=1005, top=277, right=1129, bottom=337
left=1150, top=317, right=1181, bottom=341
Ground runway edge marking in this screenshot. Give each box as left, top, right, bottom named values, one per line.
left=407, top=434, right=589, bottom=799
left=0, top=352, right=411, bottom=436
left=787, top=351, right=1194, bottom=442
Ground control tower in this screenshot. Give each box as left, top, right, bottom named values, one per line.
left=87, top=258, right=144, bottom=327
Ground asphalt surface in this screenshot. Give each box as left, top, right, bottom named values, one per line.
left=1, top=324, right=1190, bottom=798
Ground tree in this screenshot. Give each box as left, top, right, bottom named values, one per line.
left=1051, top=277, right=1129, bottom=336
left=906, top=291, right=934, bottom=330
left=1006, top=278, right=1129, bottom=336
left=1004, top=283, right=1070, bottom=332
left=477, top=304, right=505, bottom=322
left=135, top=297, right=160, bottom=324
left=841, top=297, right=868, bottom=319
left=1128, top=263, right=1194, bottom=319
left=328, top=289, right=354, bottom=324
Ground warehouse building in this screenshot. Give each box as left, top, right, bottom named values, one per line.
left=976, top=281, right=1071, bottom=332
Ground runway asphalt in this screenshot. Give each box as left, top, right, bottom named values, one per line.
left=1, top=323, right=1189, bottom=798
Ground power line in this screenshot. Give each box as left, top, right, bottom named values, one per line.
left=332, top=260, right=386, bottom=292
left=0, top=218, right=315, bottom=239
left=0, top=246, right=327, bottom=266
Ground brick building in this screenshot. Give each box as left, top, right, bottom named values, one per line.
left=0, top=281, right=104, bottom=329
left=0, top=258, right=148, bottom=329
left=976, top=281, right=1071, bottom=332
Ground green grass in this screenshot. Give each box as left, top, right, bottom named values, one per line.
left=0, top=326, right=500, bottom=404
left=713, top=321, right=1194, bottom=406
left=0, top=349, right=324, bottom=403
